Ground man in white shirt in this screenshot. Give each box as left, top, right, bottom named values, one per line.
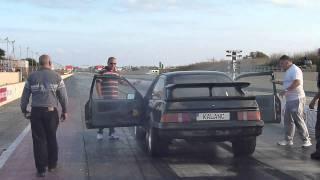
left=274, top=55, right=311, bottom=147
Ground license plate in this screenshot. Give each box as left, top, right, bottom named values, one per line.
left=196, top=113, right=230, bottom=121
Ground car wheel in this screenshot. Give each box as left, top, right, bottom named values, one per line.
left=146, top=128, right=168, bottom=157
left=134, top=126, right=146, bottom=140
left=232, top=137, right=256, bottom=157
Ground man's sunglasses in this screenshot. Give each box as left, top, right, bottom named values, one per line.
left=109, top=63, right=117, bottom=65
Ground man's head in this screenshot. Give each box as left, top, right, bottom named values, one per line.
left=279, top=55, right=293, bottom=71
left=39, top=54, right=52, bottom=69
left=107, top=57, right=117, bottom=71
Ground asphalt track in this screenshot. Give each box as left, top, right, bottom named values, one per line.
left=0, top=72, right=320, bottom=180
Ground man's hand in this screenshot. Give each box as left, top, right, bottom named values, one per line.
left=279, top=90, right=287, bottom=97
left=23, top=111, right=31, bottom=119
left=271, top=80, right=282, bottom=85
left=309, top=99, right=317, bottom=109
left=60, top=113, right=68, bottom=122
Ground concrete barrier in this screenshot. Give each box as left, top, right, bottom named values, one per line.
left=0, top=72, right=20, bottom=86
left=0, top=74, right=73, bottom=107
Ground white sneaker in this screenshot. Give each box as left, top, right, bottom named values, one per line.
left=109, top=133, right=119, bottom=140
left=97, top=133, right=103, bottom=140
left=277, top=140, right=293, bottom=146
left=302, top=140, right=312, bottom=147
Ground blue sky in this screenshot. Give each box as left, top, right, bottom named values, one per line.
left=0, top=0, right=319, bottom=67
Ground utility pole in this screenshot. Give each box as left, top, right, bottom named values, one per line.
left=226, top=50, right=242, bottom=79
left=19, top=46, right=22, bottom=59
left=26, top=47, right=29, bottom=58
left=4, top=37, right=9, bottom=60
left=11, top=40, right=15, bottom=59
left=31, top=51, right=34, bottom=71
left=35, top=52, right=39, bottom=70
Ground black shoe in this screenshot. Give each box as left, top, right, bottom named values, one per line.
left=37, top=172, right=46, bottom=177
left=48, top=165, right=57, bottom=172
left=310, top=152, right=320, bottom=160
left=48, top=167, right=56, bottom=172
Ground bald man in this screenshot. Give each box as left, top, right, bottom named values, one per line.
left=21, top=54, right=68, bottom=177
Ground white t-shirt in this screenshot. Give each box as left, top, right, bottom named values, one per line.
left=283, top=64, right=305, bottom=101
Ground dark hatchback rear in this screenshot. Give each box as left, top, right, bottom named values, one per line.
left=141, top=71, right=270, bottom=156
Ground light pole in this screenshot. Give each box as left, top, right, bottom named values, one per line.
left=19, top=46, right=22, bottom=59
left=31, top=51, right=34, bottom=71
left=11, top=40, right=15, bottom=59
left=226, top=50, right=242, bottom=79
left=35, top=52, right=39, bottom=70
left=26, top=47, right=29, bottom=58
left=4, top=37, right=9, bottom=60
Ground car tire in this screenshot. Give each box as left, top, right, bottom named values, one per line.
left=134, top=126, right=146, bottom=140
left=146, top=128, right=168, bottom=157
left=232, top=137, right=256, bottom=157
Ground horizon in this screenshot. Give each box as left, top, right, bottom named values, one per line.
left=0, top=0, right=319, bottom=67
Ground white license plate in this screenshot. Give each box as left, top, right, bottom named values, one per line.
left=196, top=113, right=230, bottom=121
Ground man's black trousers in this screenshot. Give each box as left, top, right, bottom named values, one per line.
left=30, top=107, right=59, bottom=173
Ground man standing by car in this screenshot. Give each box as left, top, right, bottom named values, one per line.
left=309, top=70, right=320, bottom=159
left=20, top=54, right=68, bottom=177
left=274, top=55, right=311, bottom=147
left=96, top=57, right=120, bottom=140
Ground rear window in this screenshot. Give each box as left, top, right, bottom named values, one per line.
left=168, top=74, right=241, bottom=98
left=170, top=74, right=232, bottom=84
left=171, top=87, right=241, bottom=98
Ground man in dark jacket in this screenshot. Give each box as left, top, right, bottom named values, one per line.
left=20, top=54, right=68, bottom=177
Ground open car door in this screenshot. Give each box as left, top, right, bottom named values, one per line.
left=85, top=74, right=144, bottom=129
left=235, top=71, right=281, bottom=123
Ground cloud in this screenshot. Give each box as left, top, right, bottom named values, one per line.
left=119, top=0, right=179, bottom=11
left=4, top=0, right=96, bottom=9
left=269, top=0, right=320, bottom=8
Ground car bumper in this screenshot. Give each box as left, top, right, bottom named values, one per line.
left=151, top=121, right=264, bottom=141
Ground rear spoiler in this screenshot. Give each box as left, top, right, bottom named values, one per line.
left=166, top=82, right=250, bottom=89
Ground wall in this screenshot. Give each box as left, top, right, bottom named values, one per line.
left=0, top=72, right=20, bottom=86
left=0, top=74, right=73, bottom=107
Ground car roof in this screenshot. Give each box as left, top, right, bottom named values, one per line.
left=161, top=70, right=232, bottom=80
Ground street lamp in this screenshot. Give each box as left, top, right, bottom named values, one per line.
left=4, top=37, right=9, bottom=60
left=35, top=52, right=39, bottom=70
left=26, top=47, right=29, bottom=58
left=226, top=50, right=243, bottom=79
left=31, top=51, right=34, bottom=71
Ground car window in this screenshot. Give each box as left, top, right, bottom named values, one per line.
left=171, top=87, right=241, bottom=98
left=237, top=75, right=274, bottom=95
left=152, top=78, right=165, bottom=99
left=169, top=74, right=232, bottom=84
left=93, top=76, right=138, bottom=100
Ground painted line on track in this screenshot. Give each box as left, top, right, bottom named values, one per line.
left=0, top=124, right=31, bottom=169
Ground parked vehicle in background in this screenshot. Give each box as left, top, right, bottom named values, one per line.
left=94, top=65, right=104, bottom=73
left=85, top=71, right=281, bottom=157
left=146, top=69, right=160, bottom=75
left=64, top=65, right=73, bottom=74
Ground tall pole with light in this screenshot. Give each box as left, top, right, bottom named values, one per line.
left=4, top=37, right=9, bottom=60
left=226, top=50, right=242, bottom=80
left=35, top=52, right=39, bottom=70
left=31, top=51, right=34, bottom=71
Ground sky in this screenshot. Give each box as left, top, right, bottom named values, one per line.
left=0, top=0, right=319, bottom=67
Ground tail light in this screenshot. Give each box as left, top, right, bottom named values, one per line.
left=161, top=113, right=191, bottom=123
left=237, top=111, right=261, bottom=121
